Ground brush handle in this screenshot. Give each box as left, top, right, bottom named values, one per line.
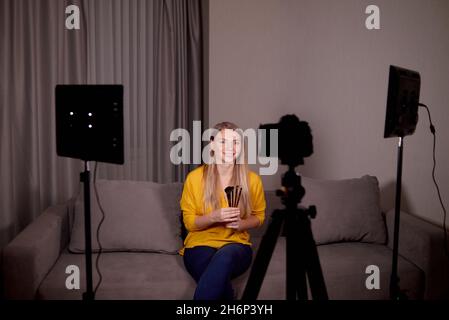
left=236, top=187, right=242, bottom=207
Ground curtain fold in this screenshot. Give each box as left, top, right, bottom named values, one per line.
left=0, top=0, right=204, bottom=249
left=0, top=0, right=87, bottom=248
left=83, top=0, right=203, bottom=183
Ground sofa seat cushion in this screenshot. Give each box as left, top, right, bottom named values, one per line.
left=233, top=238, right=424, bottom=300
left=37, top=250, right=196, bottom=299
left=38, top=239, right=424, bottom=300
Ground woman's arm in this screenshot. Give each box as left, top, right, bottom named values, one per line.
left=191, top=214, right=215, bottom=231
left=236, top=214, right=261, bottom=232
left=190, top=207, right=241, bottom=231
left=225, top=212, right=262, bottom=232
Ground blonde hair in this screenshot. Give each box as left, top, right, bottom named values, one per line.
left=203, top=122, right=252, bottom=219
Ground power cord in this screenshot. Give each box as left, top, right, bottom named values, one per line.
left=93, top=161, right=106, bottom=296
left=419, top=103, right=449, bottom=259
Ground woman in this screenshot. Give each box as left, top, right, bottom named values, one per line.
left=179, top=122, right=266, bottom=300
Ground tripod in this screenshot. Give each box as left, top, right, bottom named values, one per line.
left=242, top=166, right=328, bottom=300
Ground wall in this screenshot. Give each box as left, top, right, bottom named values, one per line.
left=208, top=0, right=449, bottom=227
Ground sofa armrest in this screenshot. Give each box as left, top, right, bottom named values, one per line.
left=3, top=202, right=71, bottom=299
left=385, top=208, right=449, bottom=299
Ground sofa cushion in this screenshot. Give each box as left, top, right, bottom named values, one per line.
left=37, top=250, right=196, bottom=299
left=302, top=175, right=387, bottom=245
left=251, top=175, right=387, bottom=245
left=68, top=179, right=183, bottom=254
left=238, top=238, right=423, bottom=299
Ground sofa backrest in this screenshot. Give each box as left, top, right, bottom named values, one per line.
left=69, top=179, right=184, bottom=254
left=250, top=175, right=387, bottom=245
left=69, top=174, right=387, bottom=254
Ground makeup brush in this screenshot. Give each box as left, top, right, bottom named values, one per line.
left=236, top=186, right=242, bottom=207
left=225, top=186, right=233, bottom=207
left=233, top=185, right=239, bottom=207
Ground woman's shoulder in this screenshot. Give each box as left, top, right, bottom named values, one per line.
left=248, top=170, right=263, bottom=185
left=185, top=165, right=205, bottom=182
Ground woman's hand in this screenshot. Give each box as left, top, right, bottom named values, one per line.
left=210, top=207, right=240, bottom=224
left=225, top=214, right=241, bottom=230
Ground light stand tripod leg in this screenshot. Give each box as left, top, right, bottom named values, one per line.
left=81, top=161, right=94, bottom=301
left=241, top=210, right=284, bottom=300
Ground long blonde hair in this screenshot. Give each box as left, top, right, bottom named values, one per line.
left=203, top=122, right=252, bottom=219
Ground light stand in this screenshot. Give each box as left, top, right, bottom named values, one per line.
left=81, top=160, right=94, bottom=300
left=389, top=137, right=407, bottom=300
left=55, top=85, right=124, bottom=301
left=383, top=65, right=421, bottom=300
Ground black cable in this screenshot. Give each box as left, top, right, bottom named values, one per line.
left=419, top=103, right=449, bottom=258
left=93, top=161, right=106, bottom=295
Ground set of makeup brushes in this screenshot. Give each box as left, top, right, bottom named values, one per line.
left=225, top=185, right=242, bottom=208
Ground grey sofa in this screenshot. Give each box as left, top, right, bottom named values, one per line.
left=3, top=175, right=449, bottom=300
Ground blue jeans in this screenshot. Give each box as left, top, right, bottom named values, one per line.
left=183, top=243, right=253, bottom=300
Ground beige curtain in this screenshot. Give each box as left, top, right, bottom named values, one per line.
left=0, top=0, right=204, bottom=251
left=83, top=0, right=204, bottom=182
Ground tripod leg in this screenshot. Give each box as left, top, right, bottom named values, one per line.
left=286, top=209, right=307, bottom=300
left=241, top=209, right=284, bottom=300
left=299, top=214, right=328, bottom=300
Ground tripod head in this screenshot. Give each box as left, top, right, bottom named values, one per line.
left=276, top=165, right=317, bottom=219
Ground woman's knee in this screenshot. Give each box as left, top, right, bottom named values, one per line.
left=213, top=244, right=252, bottom=266
left=220, top=243, right=252, bottom=259
left=183, top=246, right=217, bottom=280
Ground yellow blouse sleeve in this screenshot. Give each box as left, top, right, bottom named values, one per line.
left=180, top=173, right=201, bottom=232
left=250, top=173, right=266, bottom=227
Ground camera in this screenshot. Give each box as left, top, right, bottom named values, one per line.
left=259, top=114, right=313, bottom=168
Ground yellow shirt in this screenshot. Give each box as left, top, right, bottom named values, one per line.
left=178, top=165, right=266, bottom=256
